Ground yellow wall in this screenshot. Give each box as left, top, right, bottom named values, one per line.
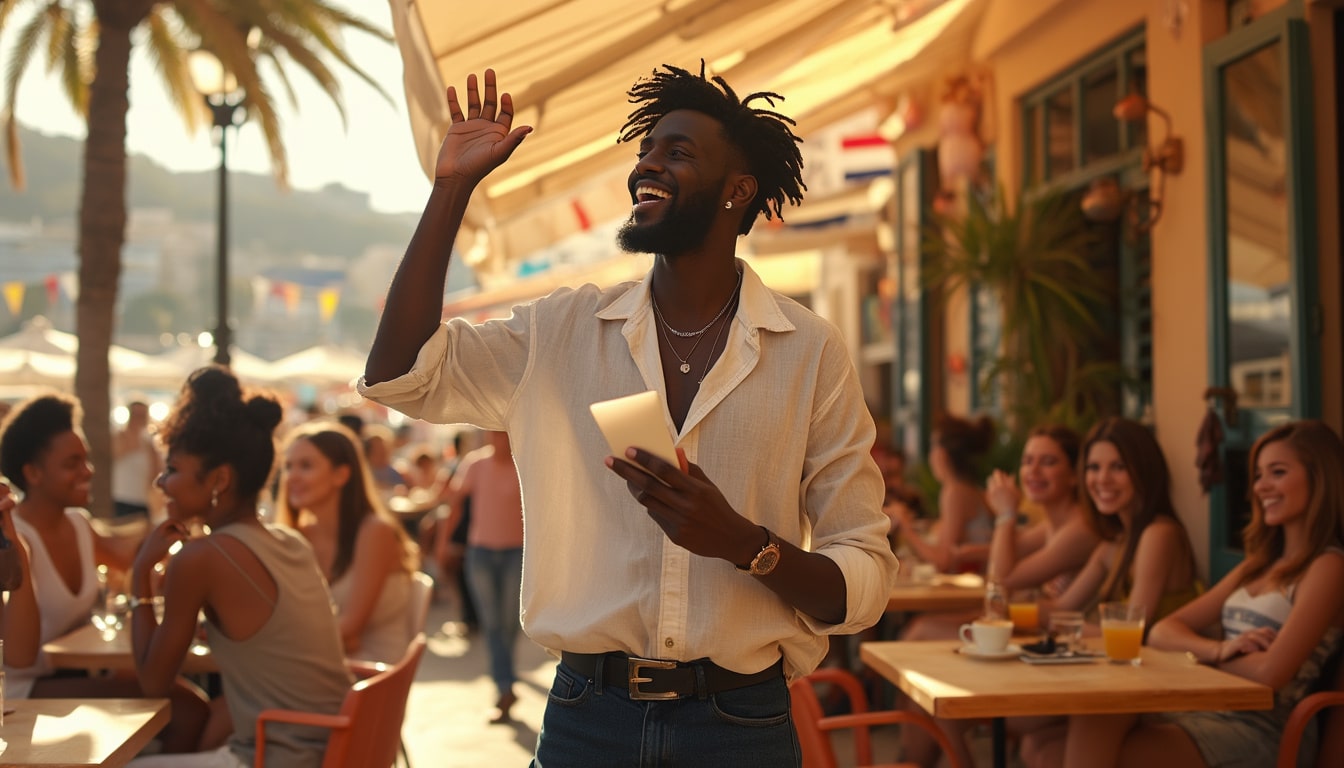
left=981, top=0, right=1218, bottom=576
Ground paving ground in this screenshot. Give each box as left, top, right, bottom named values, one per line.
left=400, top=599, right=1007, bottom=768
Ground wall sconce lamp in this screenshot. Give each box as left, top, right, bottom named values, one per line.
left=1110, top=92, right=1184, bottom=233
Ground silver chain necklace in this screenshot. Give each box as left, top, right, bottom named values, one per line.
left=696, top=301, right=734, bottom=384
left=651, top=267, right=744, bottom=338
left=654, top=306, right=713, bottom=374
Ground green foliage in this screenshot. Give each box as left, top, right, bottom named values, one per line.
left=922, top=184, right=1134, bottom=433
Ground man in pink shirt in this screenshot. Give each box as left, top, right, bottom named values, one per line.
left=443, top=431, right=523, bottom=722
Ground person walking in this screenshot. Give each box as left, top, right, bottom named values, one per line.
left=360, top=65, right=897, bottom=767
left=442, top=431, right=523, bottom=722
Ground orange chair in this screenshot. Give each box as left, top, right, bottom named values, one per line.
left=255, top=633, right=427, bottom=768
left=1277, top=660, right=1344, bottom=768
left=791, top=667, right=963, bottom=768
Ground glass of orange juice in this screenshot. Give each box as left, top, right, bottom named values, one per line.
left=1008, top=589, right=1040, bottom=634
left=1100, top=602, right=1146, bottom=665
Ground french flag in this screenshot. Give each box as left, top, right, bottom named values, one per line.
left=841, top=134, right=893, bottom=183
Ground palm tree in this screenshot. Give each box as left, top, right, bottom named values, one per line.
left=1, top=0, right=390, bottom=515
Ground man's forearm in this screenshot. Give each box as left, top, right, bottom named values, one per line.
left=364, top=179, right=476, bottom=384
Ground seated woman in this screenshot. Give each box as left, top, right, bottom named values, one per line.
left=889, top=413, right=995, bottom=574
left=1034, top=420, right=1344, bottom=768
left=0, top=393, right=206, bottom=753
left=1016, top=415, right=1202, bottom=766
left=126, top=367, right=352, bottom=768
left=1048, top=416, right=1202, bottom=624
left=987, top=423, right=1100, bottom=595
left=897, top=423, right=1099, bottom=767
left=277, top=420, right=421, bottom=664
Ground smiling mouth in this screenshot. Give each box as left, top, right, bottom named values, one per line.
left=633, top=183, right=671, bottom=208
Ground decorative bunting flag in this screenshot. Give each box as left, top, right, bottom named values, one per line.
left=3, top=281, right=25, bottom=315
left=318, top=286, right=341, bottom=323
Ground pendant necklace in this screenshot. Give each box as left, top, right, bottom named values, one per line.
left=653, top=306, right=712, bottom=374
left=651, top=267, right=743, bottom=374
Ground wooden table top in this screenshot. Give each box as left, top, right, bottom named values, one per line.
left=43, top=624, right=218, bottom=675
left=860, top=639, right=1273, bottom=719
left=886, top=574, right=986, bottom=613
left=0, top=698, right=169, bottom=767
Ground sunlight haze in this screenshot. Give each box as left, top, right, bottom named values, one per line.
left=0, top=1, right=430, bottom=214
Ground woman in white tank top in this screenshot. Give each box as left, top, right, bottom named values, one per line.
left=0, top=393, right=207, bottom=753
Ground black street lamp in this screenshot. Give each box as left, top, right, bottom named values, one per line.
left=189, top=51, right=246, bottom=368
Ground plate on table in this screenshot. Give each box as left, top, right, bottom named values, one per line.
left=956, top=643, right=1023, bottom=661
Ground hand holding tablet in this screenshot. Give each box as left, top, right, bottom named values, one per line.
left=589, top=391, right=678, bottom=474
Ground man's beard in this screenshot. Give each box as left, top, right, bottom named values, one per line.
left=617, top=186, right=722, bottom=257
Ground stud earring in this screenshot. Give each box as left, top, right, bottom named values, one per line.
left=724, top=200, right=733, bottom=210
left=211, top=488, right=219, bottom=509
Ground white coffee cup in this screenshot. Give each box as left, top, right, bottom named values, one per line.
left=959, top=618, right=1013, bottom=653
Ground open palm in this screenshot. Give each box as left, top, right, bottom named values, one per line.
left=435, top=69, right=532, bottom=183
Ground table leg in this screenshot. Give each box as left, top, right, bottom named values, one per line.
left=992, top=716, right=1007, bottom=768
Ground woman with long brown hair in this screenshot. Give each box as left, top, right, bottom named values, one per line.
left=276, top=421, right=420, bottom=664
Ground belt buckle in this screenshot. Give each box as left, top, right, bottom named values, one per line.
left=627, top=656, right=679, bottom=701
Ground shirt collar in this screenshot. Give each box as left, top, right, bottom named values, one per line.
left=595, top=258, right=796, bottom=334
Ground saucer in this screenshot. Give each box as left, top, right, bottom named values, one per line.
left=956, top=643, right=1023, bottom=660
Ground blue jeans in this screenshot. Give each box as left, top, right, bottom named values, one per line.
left=464, top=546, right=523, bottom=695
left=530, top=659, right=800, bottom=767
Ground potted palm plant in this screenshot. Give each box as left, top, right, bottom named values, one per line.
left=922, top=184, right=1132, bottom=434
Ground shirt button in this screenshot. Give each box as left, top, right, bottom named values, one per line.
left=665, top=638, right=675, bottom=648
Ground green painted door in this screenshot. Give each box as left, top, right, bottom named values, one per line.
left=1203, top=3, right=1320, bottom=581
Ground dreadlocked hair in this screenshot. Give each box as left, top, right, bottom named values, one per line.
left=619, top=62, right=805, bottom=235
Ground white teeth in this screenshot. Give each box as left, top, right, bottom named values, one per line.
left=635, top=185, right=670, bottom=201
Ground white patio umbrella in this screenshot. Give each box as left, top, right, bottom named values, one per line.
left=0, top=317, right=185, bottom=391
left=0, top=348, right=77, bottom=388
left=268, top=344, right=369, bottom=390
left=149, top=345, right=277, bottom=387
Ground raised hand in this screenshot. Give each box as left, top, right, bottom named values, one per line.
left=435, top=69, right=533, bottom=184
left=985, top=469, right=1021, bottom=518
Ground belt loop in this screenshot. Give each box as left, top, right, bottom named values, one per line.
left=593, top=653, right=606, bottom=696
left=693, top=662, right=708, bottom=701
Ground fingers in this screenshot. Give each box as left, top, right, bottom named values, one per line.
left=450, top=70, right=505, bottom=124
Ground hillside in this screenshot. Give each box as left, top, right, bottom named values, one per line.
left=0, top=124, right=419, bottom=259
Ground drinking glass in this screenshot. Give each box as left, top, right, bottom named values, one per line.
left=1048, top=609, right=1085, bottom=652
left=1008, top=588, right=1040, bottom=634
left=1100, top=602, right=1146, bottom=665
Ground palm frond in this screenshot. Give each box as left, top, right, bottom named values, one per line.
left=255, top=43, right=300, bottom=109
left=42, top=1, right=66, bottom=73
left=0, top=0, right=34, bottom=33
left=266, top=0, right=394, bottom=104
left=2, top=3, right=49, bottom=189
left=56, top=4, right=85, bottom=115
left=254, top=22, right=347, bottom=128
left=144, top=6, right=202, bottom=133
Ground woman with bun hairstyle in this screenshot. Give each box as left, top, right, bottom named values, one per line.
left=127, top=367, right=351, bottom=768
left=276, top=420, right=420, bottom=664
left=888, top=413, right=996, bottom=573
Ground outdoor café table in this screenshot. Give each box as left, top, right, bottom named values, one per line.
left=43, top=624, right=218, bottom=675
left=886, top=572, right=986, bottom=613
left=0, top=697, right=169, bottom=767
left=860, top=639, right=1273, bottom=768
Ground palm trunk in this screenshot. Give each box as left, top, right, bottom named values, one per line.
left=76, top=2, right=152, bottom=517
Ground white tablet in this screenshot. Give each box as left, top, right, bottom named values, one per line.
left=589, top=390, right=678, bottom=471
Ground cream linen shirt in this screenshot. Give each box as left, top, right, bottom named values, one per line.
left=358, top=260, right=898, bottom=679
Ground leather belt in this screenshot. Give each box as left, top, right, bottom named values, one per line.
left=560, top=651, right=783, bottom=701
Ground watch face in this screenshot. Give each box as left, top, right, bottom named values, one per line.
left=752, top=547, right=780, bottom=575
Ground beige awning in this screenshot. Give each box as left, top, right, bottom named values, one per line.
left=389, top=0, right=986, bottom=268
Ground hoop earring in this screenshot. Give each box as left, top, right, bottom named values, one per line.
left=724, top=200, right=733, bottom=210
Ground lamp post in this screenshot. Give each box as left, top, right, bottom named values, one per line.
left=189, top=51, right=246, bottom=367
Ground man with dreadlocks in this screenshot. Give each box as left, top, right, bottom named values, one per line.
left=362, top=65, right=897, bottom=765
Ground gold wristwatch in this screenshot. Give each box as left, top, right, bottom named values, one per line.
left=737, top=526, right=781, bottom=576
